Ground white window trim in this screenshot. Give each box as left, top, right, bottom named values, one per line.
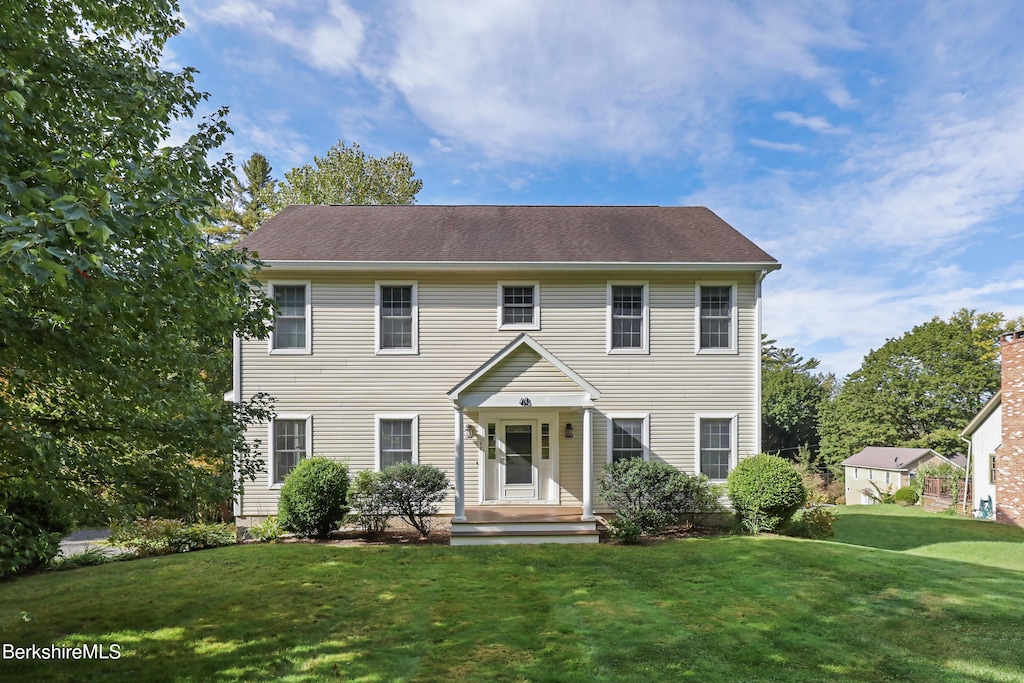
left=375, top=282, right=419, bottom=355
left=374, top=414, right=420, bottom=470
left=606, top=281, right=649, bottom=354
left=268, top=281, right=312, bottom=355
left=695, top=282, right=738, bottom=355
left=694, top=412, right=738, bottom=482
left=496, top=281, right=541, bottom=331
left=606, top=413, right=651, bottom=464
left=268, top=414, right=312, bottom=489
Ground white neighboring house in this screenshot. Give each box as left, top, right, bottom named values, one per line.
left=230, top=205, right=780, bottom=543
left=961, top=391, right=1001, bottom=519
left=841, top=447, right=964, bottom=506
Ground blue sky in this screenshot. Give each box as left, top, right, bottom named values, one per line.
left=167, top=1, right=1024, bottom=377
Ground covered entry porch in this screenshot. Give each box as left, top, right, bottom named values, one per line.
left=446, top=334, right=601, bottom=545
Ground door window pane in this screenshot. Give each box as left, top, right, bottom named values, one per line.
left=505, top=425, right=533, bottom=484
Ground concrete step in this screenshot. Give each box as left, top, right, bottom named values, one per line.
left=450, top=528, right=600, bottom=546
left=450, top=520, right=597, bottom=534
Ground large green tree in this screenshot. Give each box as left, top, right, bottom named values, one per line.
left=818, top=309, right=1019, bottom=475
left=761, top=337, right=833, bottom=462
left=0, top=1, right=273, bottom=576
left=268, top=140, right=422, bottom=212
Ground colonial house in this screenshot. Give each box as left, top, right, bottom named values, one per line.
left=840, top=446, right=964, bottom=506
left=962, top=330, right=1024, bottom=524
left=231, top=205, right=779, bottom=543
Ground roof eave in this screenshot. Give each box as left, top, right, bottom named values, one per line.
left=257, top=260, right=782, bottom=273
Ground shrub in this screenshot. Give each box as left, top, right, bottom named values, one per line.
left=278, top=457, right=350, bottom=538
left=48, top=547, right=120, bottom=571
left=727, top=454, right=807, bottom=534
left=246, top=516, right=284, bottom=543
left=784, top=506, right=836, bottom=540
left=347, top=470, right=392, bottom=536
left=893, top=487, right=919, bottom=506
left=0, top=512, right=65, bottom=578
left=109, top=518, right=236, bottom=556
left=375, top=463, right=449, bottom=537
left=597, top=458, right=724, bottom=543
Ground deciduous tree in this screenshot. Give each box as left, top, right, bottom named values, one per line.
left=818, top=309, right=1019, bottom=475
left=268, top=140, right=422, bottom=212
left=0, top=0, right=273, bottom=576
left=761, top=337, right=834, bottom=462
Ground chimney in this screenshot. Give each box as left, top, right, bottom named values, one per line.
left=997, top=330, right=1024, bottom=525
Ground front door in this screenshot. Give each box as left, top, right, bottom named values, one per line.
left=501, top=422, right=538, bottom=500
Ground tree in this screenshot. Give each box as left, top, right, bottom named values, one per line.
left=0, top=1, right=273, bottom=576
left=761, top=336, right=833, bottom=463
left=206, top=152, right=276, bottom=244
left=268, top=140, right=422, bottom=213
left=818, top=309, right=1019, bottom=475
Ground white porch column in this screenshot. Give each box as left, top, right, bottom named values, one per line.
left=453, top=407, right=467, bottom=522
left=581, top=407, right=595, bottom=521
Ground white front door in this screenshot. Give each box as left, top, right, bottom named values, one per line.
left=501, top=421, right=538, bottom=500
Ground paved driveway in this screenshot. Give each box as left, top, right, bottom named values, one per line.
left=59, top=529, right=118, bottom=557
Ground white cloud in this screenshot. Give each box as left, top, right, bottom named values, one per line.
left=385, top=1, right=861, bottom=160
left=774, top=111, right=845, bottom=134
left=195, top=0, right=364, bottom=75
left=748, top=138, right=807, bottom=153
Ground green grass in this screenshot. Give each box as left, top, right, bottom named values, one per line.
left=1, top=507, right=1024, bottom=682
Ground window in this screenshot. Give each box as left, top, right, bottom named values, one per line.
left=696, top=283, right=737, bottom=353
left=991, top=455, right=997, bottom=484
left=696, top=414, right=737, bottom=481
left=269, top=415, right=310, bottom=486
left=269, top=282, right=310, bottom=353
left=607, top=283, right=648, bottom=353
left=868, top=469, right=874, bottom=481
left=607, top=414, right=649, bottom=463
left=885, top=471, right=891, bottom=485
left=376, top=283, right=418, bottom=354
left=376, top=415, right=418, bottom=469
left=854, top=468, right=859, bottom=480
left=497, top=282, right=540, bottom=330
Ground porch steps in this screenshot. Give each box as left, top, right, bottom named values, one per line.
left=449, top=507, right=600, bottom=545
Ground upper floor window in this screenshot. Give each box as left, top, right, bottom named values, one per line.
left=697, top=414, right=736, bottom=481
left=270, top=415, right=311, bottom=486
left=607, top=414, right=649, bottom=463
left=376, top=283, right=418, bottom=354
left=607, top=283, right=648, bottom=353
left=991, top=454, right=997, bottom=484
left=696, top=283, right=737, bottom=353
left=376, top=415, right=419, bottom=469
left=497, top=282, right=540, bottom=330
left=269, top=282, right=311, bottom=354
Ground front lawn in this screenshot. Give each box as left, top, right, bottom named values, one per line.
left=2, top=508, right=1024, bottom=682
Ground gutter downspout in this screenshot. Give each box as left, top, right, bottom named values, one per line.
left=755, top=269, right=767, bottom=454
left=959, top=435, right=972, bottom=515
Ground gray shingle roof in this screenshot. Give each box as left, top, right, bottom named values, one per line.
left=236, top=205, right=779, bottom=265
left=841, top=447, right=944, bottom=471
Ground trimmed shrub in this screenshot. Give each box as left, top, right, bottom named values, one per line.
left=784, top=506, right=836, bottom=540
left=278, top=457, right=350, bottom=538
left=109, top=518, right=236, bottom=556
left=246, top=516, right=284, bottom=543
left=893, top=486, right=919, bottom=506
left=375, top=463, right=450, bottom=537
left=727, top=454, right=807, bottom=534
left=597, top=458, right=724, bottom=543
left=347, top=470, right=392, bottom=536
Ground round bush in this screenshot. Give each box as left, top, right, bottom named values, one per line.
left=893, top=486, right=919, bottom=506
left=278, top=458, right=350, bottom=538
left=727, top=454, right=807, bottom=533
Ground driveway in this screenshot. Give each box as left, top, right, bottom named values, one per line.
left=59, top=528, right=120, bottom=557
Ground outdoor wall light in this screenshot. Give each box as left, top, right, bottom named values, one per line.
left=465, top=424, right=476, bottom=438
left=565, top=423, right=574, bottom=439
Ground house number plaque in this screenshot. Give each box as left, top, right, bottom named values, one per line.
left=519, top=397, right=532, bottom=406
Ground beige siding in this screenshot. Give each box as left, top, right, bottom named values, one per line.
left=239, top=270, right=761, bottom=516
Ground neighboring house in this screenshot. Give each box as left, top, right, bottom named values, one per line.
left=962, top=329, right=1024, bottom=525
left=231, top=205, right=779, bottom=543
left=841, top=447, right=963, bottom=505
